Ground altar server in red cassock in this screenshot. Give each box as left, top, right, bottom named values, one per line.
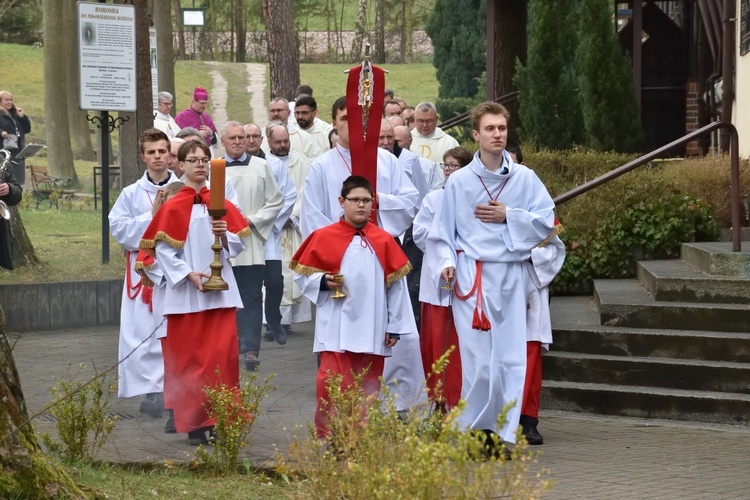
left=138, top=140, right=250, bottom=446
left=292, top=176, right=415, bottom=438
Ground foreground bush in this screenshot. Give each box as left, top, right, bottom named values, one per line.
left=41, top=364, right=118, bottom=463
left=287, top=371, right=552, bottom=499
left=196, top=373, right=276, bottom=475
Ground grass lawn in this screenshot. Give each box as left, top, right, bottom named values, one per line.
left=72, top=463, right=289, bottom=499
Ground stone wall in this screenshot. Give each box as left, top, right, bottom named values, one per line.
left=0, top=280, right=122, bottom=332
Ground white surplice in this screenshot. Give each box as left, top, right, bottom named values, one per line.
left=433, top=150, right=555, bottom=443
left=109, top=171, right=179, bottom=398
left=413, top=189, right=449, bottom=307
left=155, top=203, right=245, bottom=315
left=300, top=145, right=419, bottom=239
left=294, top=234, right=414, bottom=356
left=409, top=126, right=459, bottom=164
left=273, top=151, right=313, bottom=324
left=525, top=234, right=566, bottom=350
left=226, top=157, right=284, bottom=267
left=300, top=145, right=426, bottom=411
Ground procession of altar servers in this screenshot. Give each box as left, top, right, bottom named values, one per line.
left=114, top=92, right=565, bottom=447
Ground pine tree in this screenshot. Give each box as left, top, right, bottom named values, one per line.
left=514, top=0, right=583, bottom=150
left=425, top=0, right=486, bottom=99
left=577, top=0, right=642, bottom=152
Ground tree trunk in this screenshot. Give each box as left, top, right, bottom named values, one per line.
left=154, top=0, right=176, bottom=108
left=173, top=0, right=186, bottom=60
left=492, top=0, right=528, bottom=98
left=404, top=0, right=413, bottom=63
left=372, top=0, right=385, bottom=63
left=0, top=308, right=86, bottom=497
left=8, top=207, right=40, bottom=268
left=262, top=0, right=300, bottom=100
left=43, top=0, right=78, bottom=183
left=63, top=0, right=96, bottom=162
left=235, top=0, right=247, bottom=62
left=351, top=0, right=368, bottom=62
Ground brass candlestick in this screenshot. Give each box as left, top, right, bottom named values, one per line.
left=203, top=208, right=229, bottom=292
left=331, top=274, right=346, bottom=299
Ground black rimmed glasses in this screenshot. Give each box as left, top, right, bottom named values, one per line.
left=345, top=197, right=373, bottom=206
left=184, top=157, right=210, bottom=167
left=440, top=162, right=461, bottom=171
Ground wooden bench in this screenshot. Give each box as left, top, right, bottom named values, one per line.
left=28, top=165, right=76, bottom=209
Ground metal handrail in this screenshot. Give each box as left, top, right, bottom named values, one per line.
left=438, top=91, right=521, bottom=131
left=553, top=121, right=742, bottom=252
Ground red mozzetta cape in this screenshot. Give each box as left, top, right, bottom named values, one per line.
left=135, top=186, right=250, bottom=278
left=290, top=218, right=412, bottom=287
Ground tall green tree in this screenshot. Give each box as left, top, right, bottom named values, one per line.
left=577, top=0, right=641, bottom=152
left=425, top=0, right=485, bottom=100
left=514, top=0, right=582, bottom=150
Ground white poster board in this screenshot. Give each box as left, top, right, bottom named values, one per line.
left=150, top=27, right=158, bottom=109
left=77, top=1, right=136, bottom=112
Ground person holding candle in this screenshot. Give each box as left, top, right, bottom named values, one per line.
left=138, top=139, right=251, bottom=446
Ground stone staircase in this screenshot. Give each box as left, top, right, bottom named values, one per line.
left=544, top=241, right=750, bottom=424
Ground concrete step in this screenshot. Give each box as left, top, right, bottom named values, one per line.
left=637, top=259, right=750, bottom=303
left=541, top=380, right=750, bottom=425
left=594, top=279, right=750, bottom=332
left=680, top=242, right=750, bottom=276
left=551, top=296, right=750, bottom=362
left=544, top=351, right=750, bottom=394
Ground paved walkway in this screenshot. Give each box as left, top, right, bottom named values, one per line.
left=11, top=322, right=750, bottom=498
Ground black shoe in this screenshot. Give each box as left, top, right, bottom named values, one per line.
left=187, top=426, right=213, bottom=446
left=244, top=352, right=260, bottom=371
left=164, top=409, right=176, bottom=433
left=263, top=329, right=274, bottom=341
left=470, top=429, right=512, bottom=461
left=270, top=324, right=287, bottom=345
left=139, top=393, right=164, bottom=418
left=520, top=415, right=544, bottom=445
left=282, top=324, right=293, bottom=336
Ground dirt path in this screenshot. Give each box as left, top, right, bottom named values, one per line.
left=245, top=63, right=268, bottom=128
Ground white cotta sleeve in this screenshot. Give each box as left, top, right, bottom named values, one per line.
left=155, top=241, right=192, bottom=288
left=385, top=277, right=415, bottom=335
left=293, top=271, right=327, bottom=304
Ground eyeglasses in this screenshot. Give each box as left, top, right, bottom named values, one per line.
left=345, top=197, right=373, bottom=206
left=184, top=157, right=210, bottom=166
left=416, top=118, right=436, bottom=125
left=440, top=162, right=462, bottom=171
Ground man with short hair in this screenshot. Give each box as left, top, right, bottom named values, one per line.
left=175, top=126, right=203, bottom=143
left=410, top=102, right=459, bottom=163
left=221, top=121, right=285, bottom=370
left=153, top=91, right=181, bottom=139
left=109, top=128, right=180, bottom=423
left=383, top=100, right=403, bottom=118
left=302, top=96, right=426, bottom=413
left=259, top=122, right=297, bottom=344
left=294, top=95, right=332, bottom=155
left=168, top=137, right=185, bottom=178
left=435, top=102, right=555, bottom=449
left=266, top=123, right=312, bottom=332
left=174, top=87, right=218, bottom=146
left=243, top=123, right=266, bottom=159
left=262, top=97, right=323, bottom=159
left=402, top=106, right=416, bottom=130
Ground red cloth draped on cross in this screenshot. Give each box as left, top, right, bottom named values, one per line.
left=345, top=62, right=386, bottom=225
